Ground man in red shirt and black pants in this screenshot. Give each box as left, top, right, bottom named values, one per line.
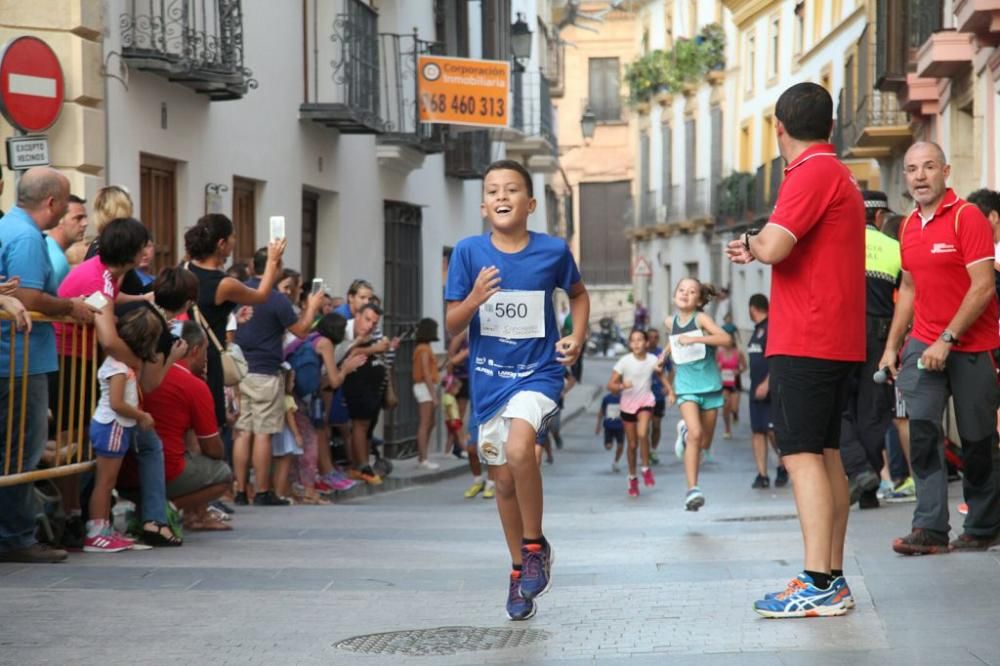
left=727, top=82, right=865, bottom=618
left=879, top=142, right=1000, bottom=555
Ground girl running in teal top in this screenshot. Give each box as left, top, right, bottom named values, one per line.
left=660, top=278, right=733, bottom=511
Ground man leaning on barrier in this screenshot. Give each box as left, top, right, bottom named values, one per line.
left=0, top=167, right=99, bottom=564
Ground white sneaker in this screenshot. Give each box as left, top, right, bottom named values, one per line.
left=417, top=460, right=440, bottom=471
left=674, top=421, right=688, bottom=460
left=611, top=462, right=620, bottom=473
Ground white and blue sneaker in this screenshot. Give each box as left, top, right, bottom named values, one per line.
left=753, top=573, right=849, bottom=618
left=674, top=420, right=688, bottom=460
left=763, top=575, right=855, bottom=609
left=684, top=486, right=705, bottom=511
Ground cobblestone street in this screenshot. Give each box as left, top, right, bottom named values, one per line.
left=2, top=358, right=999, bottom=665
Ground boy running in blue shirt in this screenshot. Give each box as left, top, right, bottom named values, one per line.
left=445, top=160, right=589, bottom=621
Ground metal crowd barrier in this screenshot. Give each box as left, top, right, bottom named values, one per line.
left=0, top=312, right=97, bottom=488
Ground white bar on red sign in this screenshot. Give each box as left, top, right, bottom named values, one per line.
left=8, top=73, right=58, bottom=98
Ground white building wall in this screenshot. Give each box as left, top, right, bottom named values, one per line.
left=104, top=0, right=487, bottom=353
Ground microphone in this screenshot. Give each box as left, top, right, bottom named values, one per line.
left=873, top=367, right=891, bottom=384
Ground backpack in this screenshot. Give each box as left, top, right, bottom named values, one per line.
left=286, top=333, right=322, bottom=398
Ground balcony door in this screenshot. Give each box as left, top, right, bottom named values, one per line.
left=232, top=177, right=256, bottom=266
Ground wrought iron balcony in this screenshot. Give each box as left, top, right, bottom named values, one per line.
left=503, top=70, right=558, bottom=163
left=444, top=130, right=491, bottom=179
left=639, top=189, right=658, bottom=226
left=685, top=178, right=711, bottom=220
left=120, top=0, right=257, bottom=100
left=875, top=0, right=943, bottom=92
left=301, top=0, right=382, bottom=133
left=714, top=171, right=755, bottom=228
left=378, top=32, right=445, bottom=154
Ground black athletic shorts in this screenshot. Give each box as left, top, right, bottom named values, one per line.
left=770, top=355, right=855, bottom=456
left=653, top=399, right=665, bottom=418
left=621, top=406, right=653, bottom=423
left=604, top=429, right=624, bottom=445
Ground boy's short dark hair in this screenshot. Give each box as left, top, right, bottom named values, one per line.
left=252, top=248, right=269, bottom=276
left=68, top=194, right=86, bottom=205
left=180, top=320, right=207, bottom=348
left=749, top=293, right=769, bottom=312
left=775, top=82, right=833, bottom=142
left=152, top=266, right=199, bottom=312
left=483, top=159, right=534, bottom=197
left=629, top=328, right=648, bottom=341
left=227, top=262, right=250, bottom=282
left=967, top=188, right=1000, bottom=218
left=97, top=217, right=150, bottom=268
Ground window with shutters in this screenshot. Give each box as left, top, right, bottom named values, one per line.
left=710, top=106, right=722, bottom=214
left=139, top=154, right=177, bottom=272
left=588, top=57, right=621, bottom=122
left=661, top=123, right=672, bottom=209
left=231, top=177, right=256, bottom=266
left=301, top=191, right=319, bottom=283
left=579, top=181, right=631, bottom=285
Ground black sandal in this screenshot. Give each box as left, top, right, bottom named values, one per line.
left=141, top=521, right=183, bottom=547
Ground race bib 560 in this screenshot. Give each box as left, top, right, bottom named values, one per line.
left=479, top=290, right=545, bottom=339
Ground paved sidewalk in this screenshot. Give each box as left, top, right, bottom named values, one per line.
left=1, top=357, right=999, bottom=665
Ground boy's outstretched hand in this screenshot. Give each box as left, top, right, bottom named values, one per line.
left=470, top=266, right=501, bottom=307
left=555, top=336, right=581, bottom=366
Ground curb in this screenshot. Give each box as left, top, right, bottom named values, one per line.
left=560, top=384, right=603, bottom=427
left=337, top=461, right=469, bottom=500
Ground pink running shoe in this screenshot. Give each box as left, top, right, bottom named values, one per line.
left=641, top=467, right=656, bottom=487
left=84, top=530, right=133, bottom=553
left=627, top=477, right=640, bottom=497
left=958, top=502, right=969, bottom=516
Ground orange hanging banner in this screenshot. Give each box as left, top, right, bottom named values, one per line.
left=417, top=55, right=510, bottom=128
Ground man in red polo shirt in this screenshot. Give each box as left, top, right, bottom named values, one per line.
left=879, top=142, right=1000, bottom=555
left=144, top=321, right=232, bottom=525
left=727, top=82, right=865, bottom=618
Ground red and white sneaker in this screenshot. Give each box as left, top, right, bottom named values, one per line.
left=627, top=476, right=640, bottom=497
left=958, top=502, right=969, bottom=516
left=84, top=530, right=133, bottom=553
left=641, top=467, right=655, bottom=487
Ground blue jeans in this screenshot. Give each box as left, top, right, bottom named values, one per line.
left=0, top=375, right=49, bottom=553
left=135, top=428, right=168, bottom=524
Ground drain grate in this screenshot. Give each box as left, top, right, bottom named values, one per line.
left=334, top=626, right=549, bottom=656
left=715, top=513, right=798, bottom=523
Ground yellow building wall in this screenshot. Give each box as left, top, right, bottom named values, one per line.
left=0, top=0, right=104, bottom=209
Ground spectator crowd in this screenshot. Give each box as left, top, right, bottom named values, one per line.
left=0, top=166, right=457, bottom=562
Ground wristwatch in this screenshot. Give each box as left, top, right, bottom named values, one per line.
left=742, top=227, right=761, bottom=252
left=940, top=330, right=959, bottom=344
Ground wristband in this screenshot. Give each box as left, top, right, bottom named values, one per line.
left=743, top=227, right=761, bottom=252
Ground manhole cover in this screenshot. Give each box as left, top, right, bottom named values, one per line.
left=715, top=513, right=798, bottom=523
left=334, top=626, right=549, bottom=656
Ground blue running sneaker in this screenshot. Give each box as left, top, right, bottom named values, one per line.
left=506, top=571, right=536, bottom=621
left=763, top=575, right=855, bottom=609
left=753, top=573, right=848, bottom=618
left=519, top=542, right=553, bottom=600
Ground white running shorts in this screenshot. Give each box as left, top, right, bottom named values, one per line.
left=477, top=391, right=558, bottom=466
left=412, top=382, right=433, bottom=404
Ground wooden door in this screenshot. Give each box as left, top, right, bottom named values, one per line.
left=139, top=154, right=177, bottom=272
left=301, top=191, right=319, bottom=283
left=232, top=177, right=256, bottom=266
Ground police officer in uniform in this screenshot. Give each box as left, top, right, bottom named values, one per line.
left=841, top=190, right=901, bottom=508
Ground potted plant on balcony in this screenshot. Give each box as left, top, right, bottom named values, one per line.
left=625, top=52, right=660, bottom=112
left=698, top=23, right=726, bottom=73
left=716, top=172, right=755, bottom=221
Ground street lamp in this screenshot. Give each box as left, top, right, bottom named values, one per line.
left=580, top=104, right=597, bottom=140
left=511, top=13, right=532, bottom=64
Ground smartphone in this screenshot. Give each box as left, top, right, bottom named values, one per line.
left=269, top=216, right=286, bottom=242
left=170, top=320, right=184, bottom=337
left=311, top=278, right=324, bottom=295
left=84, top=291, right=108, bottom=310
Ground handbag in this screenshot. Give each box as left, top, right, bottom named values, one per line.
left=192, top=304, right=248, bottom=386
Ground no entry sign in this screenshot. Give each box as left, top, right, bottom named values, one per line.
left=0, top=37, right=65, bottom=133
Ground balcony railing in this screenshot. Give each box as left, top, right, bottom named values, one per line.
left=639, top=190, right=658, bottom=226
left=444, top=130, right=492, bottom=179
left=842, top=28, right=911, bottom=158
left=714, top=172, right=755, bottom=227
left=666, top=184, right=684, bottom=223
left=685, top=178, right=712, bottom=220
left=509, top=70, right=558, bottom=155
left=120, top=0, right=257, bottom=100
left=378, top=32, right=444, bottom=153
left=875, top=0, right=943, bottom=92
left=301, top=0, right=382, bottom=133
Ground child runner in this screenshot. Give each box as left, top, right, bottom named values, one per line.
left=85, top=308, right=164, bottom=553
left=716, top=326, right=746, bottom=440
left=607, top=330, right=671, bottom=497
left=664, top=278, right=732, bottom=511
left=646, top=328, right=668, bottom=463
left=596, top=390, right=624, bottom=473
left=445, top=159, right=589, bottom=622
